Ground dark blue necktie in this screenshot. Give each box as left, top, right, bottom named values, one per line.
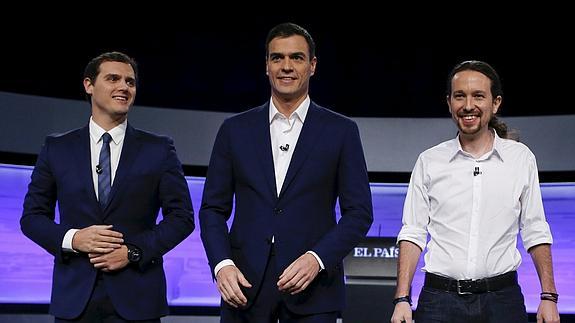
left=98, top=133, right=112, bottom=209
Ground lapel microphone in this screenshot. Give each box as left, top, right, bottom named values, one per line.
left=279, top=144, right=290, bottom=152
left=473, top=166, right=482, bottom=176
left=96, top=165, right=103, bottom=174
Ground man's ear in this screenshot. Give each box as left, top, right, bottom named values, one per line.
left=492, top=95, right=502, bottom=114
left=83, top=77, right=93, bottom=95
left=310, top=56, right=317, bottom=76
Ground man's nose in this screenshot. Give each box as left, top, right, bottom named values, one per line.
left=463, top=98, right=474, bottom=111
left=281, top=59, right=293, bottom=71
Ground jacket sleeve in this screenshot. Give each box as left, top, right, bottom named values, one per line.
left=199, top=119, right=235, bottom=274
left=123, top=137, right=195, bottom=270
left=311, top=120, right=374, bottom=271
left=21, top=137, right=72, bottom=263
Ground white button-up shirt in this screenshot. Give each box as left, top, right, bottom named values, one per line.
left=89, top=117, right=127, bottom=198
left=398, top=130, right=553, bottom=280
left=269, top=97, right=309, bottom=195
left=62, top=117, right=127, bottom=252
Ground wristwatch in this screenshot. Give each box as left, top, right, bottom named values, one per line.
left=127, top=245, right=142, bottom=263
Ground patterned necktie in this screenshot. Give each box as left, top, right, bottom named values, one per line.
left=98, top=133, right=112, bottom=209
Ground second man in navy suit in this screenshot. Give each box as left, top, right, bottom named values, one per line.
left=200, top=23, right=373, bottom=322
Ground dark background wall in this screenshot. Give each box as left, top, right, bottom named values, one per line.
left=1, top=15, right=573, bottom=119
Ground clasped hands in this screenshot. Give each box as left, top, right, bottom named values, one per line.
left=72, top=225, right=128, bottom=272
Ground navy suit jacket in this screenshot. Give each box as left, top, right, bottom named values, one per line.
left=21, top=124, right=194, bottom=320
left=200, top=102, right=373, bottom=314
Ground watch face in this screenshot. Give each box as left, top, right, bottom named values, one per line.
left=128, top=246, right=141, bottom=262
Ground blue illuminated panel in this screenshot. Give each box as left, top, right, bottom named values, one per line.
left=0, top=164, right=573, bottom=313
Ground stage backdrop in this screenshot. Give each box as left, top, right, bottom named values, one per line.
left=0, top=164, right=573, bottom=313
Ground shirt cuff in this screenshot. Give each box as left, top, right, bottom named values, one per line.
left=306, top=251, right=325, bottom=271
left=62, top=229, right=79, bottom=253
left=214, top=259, right=236, bottom=277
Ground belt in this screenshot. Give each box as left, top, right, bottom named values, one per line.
left=424, top=271, right=518, bottom=295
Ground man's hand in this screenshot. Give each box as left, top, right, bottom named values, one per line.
left=391, top=302, right=413, bottom=323
left=72, top=225, right=124, bottom=253
left=89, top=245, right=129, bottom=272
left=216, top=265, right=252, bottom=308
left=277, top=253, right=320, bottom=295
left=537, top=300, right=560, bottom=323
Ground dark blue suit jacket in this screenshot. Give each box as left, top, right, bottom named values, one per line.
left=21, top=124, right=194, bottom=320
left=200, top=102, right=373, bottom=314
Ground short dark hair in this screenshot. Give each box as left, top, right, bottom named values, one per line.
left=83, top=51, right=138, bottom=84
left=265, top=23, right=315, bottom=59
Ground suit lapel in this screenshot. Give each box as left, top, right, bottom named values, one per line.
left=72, top=126, right=101, bottom=212
left=102, top=124, right=141, bottom=214
left=251, top=104, right=278, bottom=199
left=279, top=103, right=326, bottom=198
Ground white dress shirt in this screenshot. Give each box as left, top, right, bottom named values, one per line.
left=269, top=97, right=308, bottom=196
left=398, top=130, right=553, bottom=280
left=62, top=117, right=127, bottom=252
left=214, top=97, right=324, bottom=276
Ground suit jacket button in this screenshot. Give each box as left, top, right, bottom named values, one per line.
left=274, top=208, right=283, bottom=214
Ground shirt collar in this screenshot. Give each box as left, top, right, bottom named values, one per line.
left=269, top=96, right=310, bottom=124
left=89, top=117, right=127, bottom=145
left=491, top=130, right=505, bottom=162
left=449, top=128, right=504, bottom=162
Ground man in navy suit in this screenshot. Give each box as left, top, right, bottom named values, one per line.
left=200, top=23, right=373, bottom=322
left=21, top=51, right=195, bottom=322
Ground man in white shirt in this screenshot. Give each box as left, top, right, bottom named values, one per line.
left=391, top=60, right=559, bottom=323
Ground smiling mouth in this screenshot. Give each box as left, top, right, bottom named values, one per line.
left=112, top=96, right=129, bottom=102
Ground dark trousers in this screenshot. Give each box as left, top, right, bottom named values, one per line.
left=55, top=274, right=160, bottom=323
left=220, top=247, right=338, bottom=323
left=415, top=284, right=528, bottom=323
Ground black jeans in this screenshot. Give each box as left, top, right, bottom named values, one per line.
left=415, top=284, right=528, bottom=323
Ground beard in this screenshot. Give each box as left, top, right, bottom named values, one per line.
left=455, top=108, right=492, bottom=136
